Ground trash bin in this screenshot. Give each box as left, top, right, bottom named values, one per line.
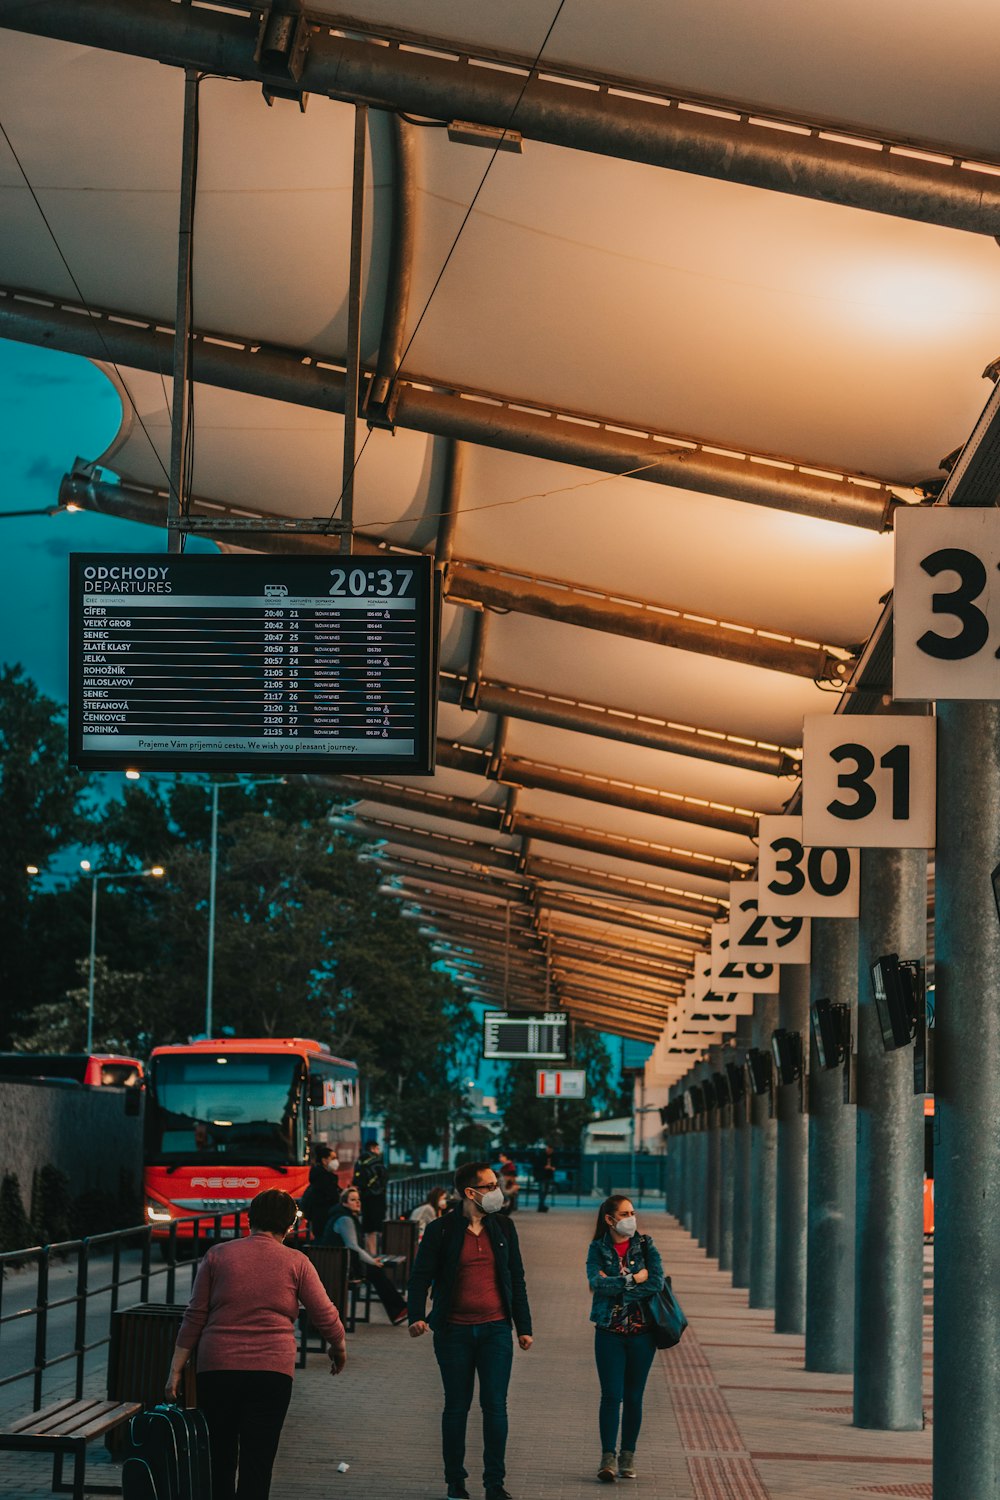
left=106, top=1303, right=196, bottom=1454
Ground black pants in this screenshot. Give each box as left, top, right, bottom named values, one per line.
left=433, top=1320, right=514, bottom=1488
left=365, top=1261, right=406, bottom=1321
left=197, top=1369, right=293, bottom=1500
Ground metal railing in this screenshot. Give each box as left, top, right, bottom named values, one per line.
left=385, top=1171, right=449, bottom=1220
left=0, top=1210, right=268, bottom=1411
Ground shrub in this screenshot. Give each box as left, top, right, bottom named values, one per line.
left=0, top=1172, right=36, bottom=1253
left=32, top=1165, right=71, bottom=1245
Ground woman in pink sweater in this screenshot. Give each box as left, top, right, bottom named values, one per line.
left=166, top=1189, right=347, bottom=1500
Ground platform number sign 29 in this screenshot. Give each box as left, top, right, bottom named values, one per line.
left=756, top=815, right=859, bottom=917
left=893, top=508, right=1000, bottom=701
left=726, top=883, right=811, bottom=964
left=802, top=715, right=936, bottom=850
left=709, top=924, right=779, bottom=990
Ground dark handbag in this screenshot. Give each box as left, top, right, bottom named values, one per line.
left=645, top=1276, right=688, bottom=1348
left=640, top=1237, right=687, bottom=1348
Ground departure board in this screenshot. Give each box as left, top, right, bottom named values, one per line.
left=482, top=1012, right=568, bottom=1061
left=69, top=554, right=435, bottom=772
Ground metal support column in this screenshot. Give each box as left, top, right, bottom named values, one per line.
left=934, top=700, right=1000, bottom=1495
left=718, top=1047, right=735, bottom=1272
left=339, top=103, right=368, bottom=554
left=854, top=846, right=925, bottom=1430
left=749, top=993, right=779, bottom=1309
left=694, top=1062, right=711, bottom=1248
left=731, top=1015, right=753, bottom=1289
left=805, top=916, right=857, bottom=1373
left=167, top=69, right=199, bottom=553
left=705, top=1056, right=722, bottom=1260
left=775, top=964, right=810, bottom=1333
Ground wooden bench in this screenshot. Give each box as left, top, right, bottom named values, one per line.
left=0, top=1395, right=141, bottom=1500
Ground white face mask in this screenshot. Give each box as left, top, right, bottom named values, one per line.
left=324, top=1157, right=339, bottom=1173
left=613, top=1215, right=637, bottom=1237
left=473, top=1186, right=505, bottom=1214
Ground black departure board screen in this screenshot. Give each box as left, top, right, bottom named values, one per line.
left=69, top=554, right=435, bottom=772
left=482, top=1012, right=568, bottom=1061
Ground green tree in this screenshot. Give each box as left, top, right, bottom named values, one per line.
left=0, top=665, right=91, bottom=1044
left=17, top=956, right=155, bottom=1056
left=496, top=1028, right=617, bottom=1150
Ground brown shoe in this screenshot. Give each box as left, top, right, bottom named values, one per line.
left=598, top=1452, right=617, bottom=1483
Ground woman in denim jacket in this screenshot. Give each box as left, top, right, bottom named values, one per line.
left=586, top=1196, right=665, bottom=1483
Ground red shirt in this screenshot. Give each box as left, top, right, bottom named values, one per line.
left=612, top=1239, right=629, bottom=1264
left=448, top=1225, right=506, bottom=1325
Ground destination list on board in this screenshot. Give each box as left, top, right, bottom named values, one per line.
left=69, top=554, right=434, bottom=771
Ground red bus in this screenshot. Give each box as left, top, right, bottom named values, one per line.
left=143, top=1037, right=360, bottom=1238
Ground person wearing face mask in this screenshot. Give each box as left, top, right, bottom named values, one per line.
left=301, top=1143, right=341, bottom=1240
left=586, top=1196, right=664, bottom=1483
left=407, top=1161, right=533, bottom=1500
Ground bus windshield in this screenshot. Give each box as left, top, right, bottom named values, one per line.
left=147, top=1053, right=304, bottom=1166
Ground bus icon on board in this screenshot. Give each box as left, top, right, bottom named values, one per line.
left=264, top=584, right=288, bottom=598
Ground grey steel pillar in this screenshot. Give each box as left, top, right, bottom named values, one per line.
left=805, top=916, right=857, bottom=1373
left=854, top=845, right=925, bottom=1430
left=693, top=1063, right=711, bottom=1248
left=719, top=1055, right=735, bottom=1272
left=681, top=1072, right=696, bottom=1234
left=749, top=993, right=780, bottom=1309
left=731, top=1016, right=754, bottom=1289
left=774, top=964, right=810, bottom=1333
left=705, top=1047, right=723, bottom=1260
left=934, top=701, right=1000, bottom=1497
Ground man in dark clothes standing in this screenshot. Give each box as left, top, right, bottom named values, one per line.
left=353, top=1139, right=387, bottom=1254
left=407, top=1161, right=533, bottom=1500
left=536, top=1144, right=556, bottom=1212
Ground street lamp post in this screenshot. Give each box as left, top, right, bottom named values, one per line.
left=204, top=778, right=284, bottom=1040
left=84, top=864, right=165, bottom=1053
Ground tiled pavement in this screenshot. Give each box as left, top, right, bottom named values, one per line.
left=1, top=1209, right=933, bottom=1500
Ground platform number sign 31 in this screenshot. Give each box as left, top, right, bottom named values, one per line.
left=802, top=715, right=936, bottom=850
left=893, top=508, right=1000, bottom=701
left=726, top=882, right=811, bottom=964
left=757, top=815, right=859, bottom=917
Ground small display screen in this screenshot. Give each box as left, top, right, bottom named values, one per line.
left=482, top=1011, right=568, bottom=1061
left=69, top=553, right=435, bottom=771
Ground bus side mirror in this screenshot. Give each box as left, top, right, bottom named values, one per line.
left=308, top=1077, right=325, bottom=1107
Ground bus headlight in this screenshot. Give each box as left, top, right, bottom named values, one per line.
left=145, top=1199, right=173, bottom=1223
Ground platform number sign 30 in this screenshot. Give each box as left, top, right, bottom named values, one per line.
left=893, top=508, right=1000, bottom=701
left=757, top=815, right=859, bottom=917
left=726, top=882, right=811, bottom=964
left=802, top=715, right=936, bottom=850
left=709, top=924, right=779, bottom=990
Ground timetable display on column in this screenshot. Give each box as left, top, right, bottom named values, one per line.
left=69, top=554, right=435, bottom=772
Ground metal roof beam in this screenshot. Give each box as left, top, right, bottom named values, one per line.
left=1, top=288, right=897, bottom=534
left=437, top=673, right=799, bottom=778
left=543, top=922, right=697, bottom=966
left=535, top=891, right=710, bottom=947
left=517, top=812, right=742, bottom=883
left=435, top=740, right=759, bottom=838
left=527, top=861, right=720, bottom=924
left=9, top=0, right=1000, bottom=238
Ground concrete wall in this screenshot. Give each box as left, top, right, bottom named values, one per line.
left=0, top=1079, right=142, bottom=1206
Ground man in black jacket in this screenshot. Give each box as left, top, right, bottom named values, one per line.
left=408, top=1161, right=533, bottom=1500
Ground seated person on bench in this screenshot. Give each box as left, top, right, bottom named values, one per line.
left=320, top=1186, right=408, bottom=1326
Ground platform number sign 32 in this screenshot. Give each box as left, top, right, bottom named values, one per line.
left=726, top=882, right=811, bottom=964
left=893, top=508, right=1000, bottom=701
left=757, top=815, right=859, bottom=917
left=802, top=715, right=936, bottom=850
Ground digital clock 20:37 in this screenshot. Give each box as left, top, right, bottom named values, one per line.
left=328, top=566, right=414, bottom=597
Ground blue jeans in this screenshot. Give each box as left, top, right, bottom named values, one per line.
left=594, top=1326, right=657, bottom=1452
left=433, top=1320, right=513, bottom=1487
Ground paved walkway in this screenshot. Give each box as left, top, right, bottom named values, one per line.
left=1, top=1209, right=933, bottom=1500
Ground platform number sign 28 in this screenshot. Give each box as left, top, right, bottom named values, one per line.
left=756, top=815, right=859, bottom=917
left=802, top=715, right=936, bottom=850
left=726, top=883, right=811, bottom=964
left=893, top=507, right=1000, bottom=701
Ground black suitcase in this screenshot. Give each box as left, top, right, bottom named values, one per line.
left=121, top=1403, right=212, bottom=1500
